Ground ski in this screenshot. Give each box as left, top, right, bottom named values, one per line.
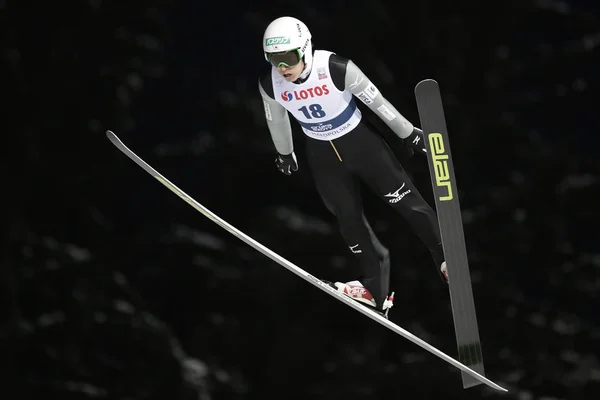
left=106, top=130, right=507, bottom=393
left=415, top=79, right=486, bottom=389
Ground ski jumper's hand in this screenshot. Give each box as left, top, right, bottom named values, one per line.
left=275, top=152, right=298, bottom=175
left=404, top=127, right=427, bottom=156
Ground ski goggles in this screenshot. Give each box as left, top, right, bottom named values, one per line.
left=266, top=49, right=302, bottom=68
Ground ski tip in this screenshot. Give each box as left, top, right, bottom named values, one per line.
left=415, top=79, right=439, bottom=92
left=105, top=130, right=123, bottom=148
left=417, top=78, right=438, bottom=85
left=106, top=130, right=120, bottom=143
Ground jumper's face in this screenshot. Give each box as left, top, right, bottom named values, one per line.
left=277, top=60, right=305, bottom=82
left=267, top=49, right=304, bottom=82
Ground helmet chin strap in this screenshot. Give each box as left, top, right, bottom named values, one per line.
left=296, top=42, right=313, bottom=83
left=299, top=56, right=312, bottom=80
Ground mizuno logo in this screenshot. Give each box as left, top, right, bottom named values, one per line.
left=385, top=183, right=411, bottom=203
left=385, top=183, right=406, bottom=198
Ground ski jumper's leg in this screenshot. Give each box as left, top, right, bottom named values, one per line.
left=305, top=137, right=390, bottom=308
left=339, top=123, right=446, bottom=280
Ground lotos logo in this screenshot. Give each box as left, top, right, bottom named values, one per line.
left=280, top=84, right=330, bottom=102
left=265, top=36, right=290, bottom=46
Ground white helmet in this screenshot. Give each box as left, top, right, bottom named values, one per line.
left=263, top=16, right=313, bottom=68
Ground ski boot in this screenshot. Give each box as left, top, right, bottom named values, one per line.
left=440, top=261, right=448, bottom=282
left=326, top=280, right=394, bottom=319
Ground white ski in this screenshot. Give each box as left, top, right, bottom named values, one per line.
left=106, top=130, right=507, bottom=393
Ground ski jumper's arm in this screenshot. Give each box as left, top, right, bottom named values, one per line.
left=329, top=54, right=416, bottom=140
left=258, top=75, right=294, bottom=155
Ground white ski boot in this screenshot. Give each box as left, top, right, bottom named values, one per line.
left=441, top=261, right=448, bottom=282
left=333, top=280, right=394, bottom=318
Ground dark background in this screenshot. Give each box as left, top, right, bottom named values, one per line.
left=3, top=1, right=599, bottom=399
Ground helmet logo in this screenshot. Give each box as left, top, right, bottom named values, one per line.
left=265, top=36, right=291, bottom=46
left=300, top=38, right=309, bottom=53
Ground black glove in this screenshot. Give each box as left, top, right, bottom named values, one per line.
left=404, top=127, right=427, bottom=156
left=275, top=152, right=298, bottom=175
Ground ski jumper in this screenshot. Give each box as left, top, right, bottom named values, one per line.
left=259, top=50, right=444, bottom=308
